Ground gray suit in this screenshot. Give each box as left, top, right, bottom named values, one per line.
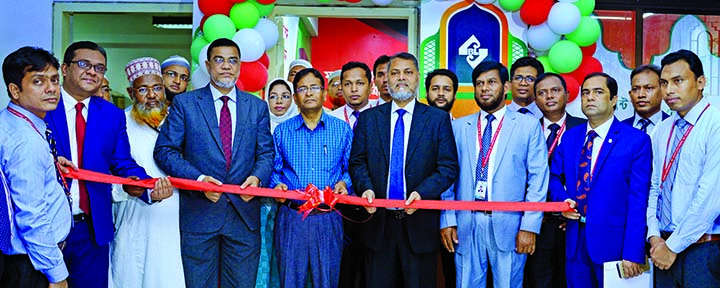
left=154, top=85, right=274, bottom=287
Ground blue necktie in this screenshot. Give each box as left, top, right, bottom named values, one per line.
left=518, top=108, right=530, bottom=114
left=546, top=123, right=561, bottom=149
left=352, top=110, right=360, bottom=130
left=46, top=127, right=72, bottom=208
left=389, top=109, right=407, bottom=200
left=659, top=119, right=689, bottom=230
left=475, top=114, right=495, bottom=201
left=576, top=130, right=598, bottom=216
left=639, top=118, right=651, bottom=133
left=0, top=169, right=11, bottom=252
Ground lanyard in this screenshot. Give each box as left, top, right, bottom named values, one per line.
left=661, top=103, right=710, bottom=184
left=7, top=107, right=43, bottom=137
left=343, top=103, right=373, bottom=125
left=477, top=114, right=504, bottom=169
left=546, top=121, right=566, bottom=159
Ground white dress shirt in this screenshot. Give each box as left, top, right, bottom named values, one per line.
left=476, top=105, right=507, bottom=201
left=585, top=116, right=614, bottom=175
left=61, top=87, right=91, bottom=215
left=328, top=102, right=373, bottom=128
left=210, top=85, right=237, bottom=145
left=386, top=100, right=415, bottom=200
left=542, top=114, right=567, bottom=143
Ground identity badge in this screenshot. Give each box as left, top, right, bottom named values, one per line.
left=475, top=180, right=488, bottom=201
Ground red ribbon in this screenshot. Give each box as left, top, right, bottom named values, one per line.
left=62, top=169, right=572, bottom=212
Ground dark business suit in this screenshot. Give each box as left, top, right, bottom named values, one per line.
left=349, top=101, right=458, bottom=288
left=46, top=95, right=151, bottom=288
left=621, top=111, right=669, bottom=130
left=525, top=113, right=586, bottom=288
left=549, top=118, right=651, bottom=288
left=154, top=85, right=274, bottom=288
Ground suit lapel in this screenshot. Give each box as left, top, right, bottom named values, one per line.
left=231, top=90, right=249, bottom=162
left=405, top=102, right=427, bottom=165
left=492, top=110, right=516, bottom=178
left=465, top=114, right=479, bottom=174
left=196, top=86, right=224, bottom=156
left=50, top=94, right=71, bottom=159
left=591, top=118, right=620, bottom=181
left=377, top=104, right=391, bottom=167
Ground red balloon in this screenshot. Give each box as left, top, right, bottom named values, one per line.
left=229, top=0, right=247, bottom=3
left=343, top=0, right=362, bottom=3
left=581, top=43, right=597, bottom=57
left=569, top=56, right=603, bottom=85
left=198, top=0, right=234, bottom=16
left=199, top=15, right=210, bottom=31
left=239, top=61, right=268, bottom=92
left=519, top=0, right=554, bottom=26
left=258, top=53, right=270, bottom=68
left=561, top=74, right=580, bottom=103
left=256, top=0, right=276, bottom=4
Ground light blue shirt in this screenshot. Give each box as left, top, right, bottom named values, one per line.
left=507, top=101, right=542, bottom=119
left=0, top=103, right=71, bottom=282
left=270, top=112, right=353, bottom=198
left=647, top=97, right=720, bottom=253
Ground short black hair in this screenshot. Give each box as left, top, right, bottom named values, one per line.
left=3, top=46, right=60, bottom=95
left=206, top=38, right=241, bottom=61
left=292, top=68, right=325, bottom=90
left=510, top=56, right=544, bottom=77
left=424, top=69, right=458, bottom=93
left=661, top=49, right=704, bottom=79
left=472, top=60, right=509, bottom=85
left=341, top=61, right=372, bottom=83
left=373, top=55, right=390, bottom=76
left=388, top=52, right=419, bottom=72
left=63, top=41, right=107, bottom=65
left=583, top=72, right=618, bottom=98
left=534, top=72, right=567, bottom=95
left=630, top=64, right=661, bottom=81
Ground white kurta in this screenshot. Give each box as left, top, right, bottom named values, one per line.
left=110, top=110, right=185, bottom=288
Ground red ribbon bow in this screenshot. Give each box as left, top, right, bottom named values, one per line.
left=296, top=184, right=339, bottom=219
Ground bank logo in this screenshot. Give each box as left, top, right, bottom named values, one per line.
left=458, top=35, right=488, bottom=68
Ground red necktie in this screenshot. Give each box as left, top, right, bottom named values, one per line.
left=219, top=96, right=232, bottom=170
left=75, top=102, right=90, bottom=214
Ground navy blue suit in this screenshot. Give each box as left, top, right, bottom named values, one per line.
left=154, top=85, right=274, bottom=287
left=46, top=95, right=151, bottom=288
left=549, top=118, right=651, bottom=288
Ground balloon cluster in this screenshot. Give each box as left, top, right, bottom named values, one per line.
left=498, top=0, right=602, bottom=101
left=191, top=0, right=279, bottom=92
left=317, top=0, right=394, bottom=6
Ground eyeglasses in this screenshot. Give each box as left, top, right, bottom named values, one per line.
left=296, top=86, right=322, bottom=94
left=134, top=85, right=164, bottom=96
left=70, top=60, right=107, bottom=74
left=164, top=71, right=190, bottom=82
left=211, top=57, right=239, bottom=66
left=512, top=75, right=536, bottom=83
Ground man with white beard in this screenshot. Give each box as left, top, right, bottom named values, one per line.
left=110, top=57, right=184, bottom=288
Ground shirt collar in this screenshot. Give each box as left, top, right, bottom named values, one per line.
left=587, top=116, right=614, bottom=140
left=294, top=110, right=329, bottom=131
left=61, top=86, right=91, bottom=114
left=345, top=102, right=372, bottom=116
left=480, top=105, right=507, bottom=122
left=209, top=84, right=237, bottom=103
left=7, top=102, right=47, bottom=132
left=633, top=110, right=662, bottom=126
left=543, top=113, right=567, bottom=128
left=391, top=99, right=416, bottom=116
left=680, top=96, right=709, bottom=126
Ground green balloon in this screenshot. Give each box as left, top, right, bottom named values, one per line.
left=548, top=40, right=582, bottom=73
left=566, top=16, right=601, bottom=47
left=251, top=0, right=275, bottom=17
left=498, top=0, right=525, bottom=12
left=191, top=36, right=209, bottom=63
left=230, top=2, right=260, bottom=30
left=203, top=14, right=236, bottom=42
left=537, top=56, right=557, bottom=74
left=574, top=0, right=595, bottom=16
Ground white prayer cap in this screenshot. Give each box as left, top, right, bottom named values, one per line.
left=124, top=57, right=161, bottom=84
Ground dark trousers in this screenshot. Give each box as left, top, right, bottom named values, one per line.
left=525, top=214, right=566, bottom=288
left=364, top=212, right=437, bottom=288
left=181, top=205, right=260, bottom=288
left=0, top=254, right=50, bottom=288
left=64, top=218, right=109, bottom=288
left=654, top=240, right=720, bottom=288
left=339, top=213, right=366, bottom=288
left=439, top=247, right=456, bottom=288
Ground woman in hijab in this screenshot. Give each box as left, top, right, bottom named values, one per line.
left=257, top=78, right=297, bottom=288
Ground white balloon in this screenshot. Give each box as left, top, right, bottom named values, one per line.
left=232, top=29, right=265, bottom=62
left=474, top=0, right=496, bottom=4
left=527, top=23, right=561, bottom=52
left=372, top=0, right=394, bottom=5
left=191, top=68, right=211, bottom=89
left=547, top=2, right=582, bottom=35
left=558, top=0, right=578, bottom=2
left=198, top=44, right=210, bottom=74
left=511, top=11, right=526, bottom=28
left=253, top=18, right=279, bottom=51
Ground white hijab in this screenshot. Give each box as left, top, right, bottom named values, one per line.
left=265, top=78, right=299, bottom=133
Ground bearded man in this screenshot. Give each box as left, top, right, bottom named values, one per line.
left=110, top=57, right=183, bottom=288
